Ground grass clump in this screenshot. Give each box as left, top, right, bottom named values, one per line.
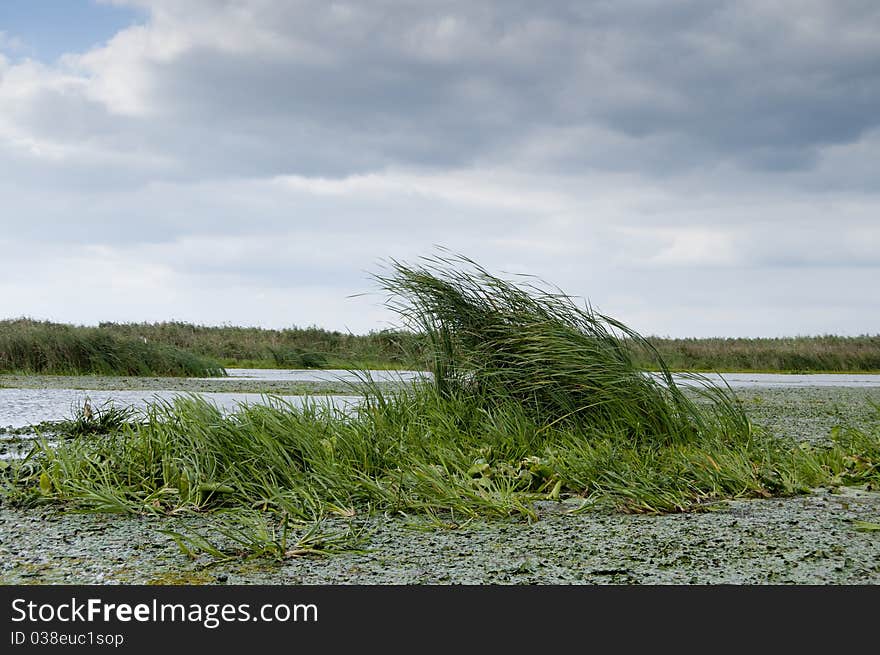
left=2, top=254, right=879, bottom=560
left=51, top=398, right=141, bottom=437
left=375, top=253, right=750, bottom=445
left=7, top=390, right=877, bottom=526
left=0, top=319, right=226, bottom=377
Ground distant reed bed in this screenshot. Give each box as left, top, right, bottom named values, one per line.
left=2, top=322, right=877, bottom=374
left=94, top=321, right=422, bottom=369
left=0, top=319, right=225, bottom=377
left=639, top=335, right=880, bottom=373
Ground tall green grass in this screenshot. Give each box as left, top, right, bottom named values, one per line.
left=8, top=389, right=878, bottom=521
left=2, top=256, right=878, bottom=560
left=0, top=319, right=225, bottom=377
left=375, top=253, right=751, bottom=445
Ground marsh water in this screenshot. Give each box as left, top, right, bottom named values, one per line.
left=2, top=369, right=879, bottom=430
left=0, top=369, right=425, bottom=430
left=204, top=368, right=880, bottom=388
left=203, top=368, right=429, bottom=382
left=0, top=388, right=362, bottom=430
left=672, top=372, right=880, bottom=388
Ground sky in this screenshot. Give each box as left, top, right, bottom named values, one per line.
left=1, top=1, right=878, bottom=338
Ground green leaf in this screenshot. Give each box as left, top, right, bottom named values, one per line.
left=197, top=482, right=236, bottom=493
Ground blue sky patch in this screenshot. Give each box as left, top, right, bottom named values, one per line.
left=0, top=0, right=145, bottom=61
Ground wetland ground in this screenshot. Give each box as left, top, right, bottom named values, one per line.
left=1, top=378, right=878, bottom=585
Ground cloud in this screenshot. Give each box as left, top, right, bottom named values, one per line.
left=0, top=31, right=26, bottom=53
left=0, top=1, right=878, bottom=336
left=3, top=1, right=878, bottom=182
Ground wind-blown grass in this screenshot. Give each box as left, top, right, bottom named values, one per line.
left=0, top=319, right=225, bottom=377
left=2, top=255, right=878, bottom=560
left=375, top=253, right=752, bottom=445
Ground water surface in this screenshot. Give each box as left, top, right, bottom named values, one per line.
left=0, top=388, right=359, bottom=430
left=3, top=369, right=879, bottom=430
left=200, top=368, right=429, bottom=383
left=213, top=368, right=880, bottom=388
left=669, top=372, right=880, bottom=388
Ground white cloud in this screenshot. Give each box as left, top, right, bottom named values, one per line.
left=0, top=32, right=25, bottom=53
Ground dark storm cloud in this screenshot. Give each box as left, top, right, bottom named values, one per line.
left=105, top=0, right=878, bottom=178
left=4, top=1, right=878, bottom=185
